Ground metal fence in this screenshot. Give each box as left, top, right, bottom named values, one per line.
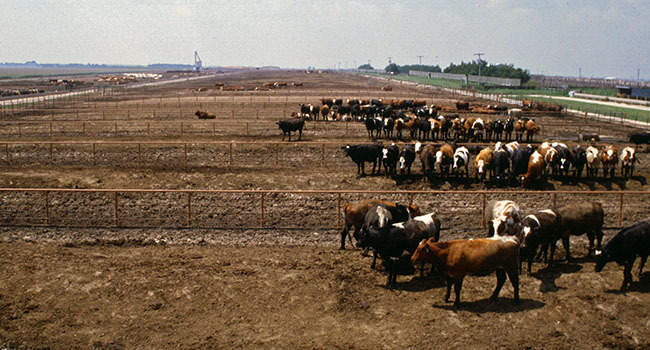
left=0, top=188, right=645, bottom=230
left=409, top=70, right=522, bottom=87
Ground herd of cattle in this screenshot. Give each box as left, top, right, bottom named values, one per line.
left=289, top=98, right=542, bottom=143
left=339, top=198, right=650, bottom=308
left=342, top=140, right=639, bottom=186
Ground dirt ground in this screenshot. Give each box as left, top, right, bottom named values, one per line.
left=1, top=70, right=650, bottom=349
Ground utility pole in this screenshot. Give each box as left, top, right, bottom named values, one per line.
left=474, top=52, right=485, bottom=84
left=579, top=67, right=582, bottom=78
left=417, top=55, right=424, bottom=65
left=388, top=57, right=392, bottom=65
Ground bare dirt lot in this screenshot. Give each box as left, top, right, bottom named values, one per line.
left=1, top=70, right=650, bottom=349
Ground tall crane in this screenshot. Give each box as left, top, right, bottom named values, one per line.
left=194, top=51, right=203, bottom=71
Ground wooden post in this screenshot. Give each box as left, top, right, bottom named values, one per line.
left=184, top=143, right=188, bottom=170
left=147, top=123, right=150, bottom=136
left=49, top=122, right=53, bottom=136
left=553, top=193, right=557, bottom=208
left=187, top=192, right=192, bottom=227
left=44, top=191, right=50, bottom=225
left=114, top=122, right=118, bottom=135
left=213, top=122, right=216, bottom=137
left=260, top=192, right=265, bottom=228
left=229, top=143, right=233, bottom=165
left=18, top=123, right=21, bottom=136
left=246, top=122, right=249, bottom=136
left=321, top=143, right=325, bottom=166
left=138, top=143, right=141, bottom=165
left=4, top=143, right=8, bottom=164
left=82, top=122, right=85, bottom=135
left=181, top=122, right=184, bottom=136
left=275, top=144, right=279, bottom=165
left=49, top=143, right=53, bottom=163
left=92, top=143, right=96, bottom=165
left=114, top=192, right=119, bottom=227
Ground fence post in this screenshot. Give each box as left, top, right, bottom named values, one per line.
left=138, top=143, right=141, bottom=165
left=229, top=143, right=233, bottom=165
left=184, top=143, right=188, bottom=170
left=553, top=193, right=557, bottom=208
left=4, top=143, right=8, bottom=164
left=260, top=192, right=265, bottom=228
left=114, top=192, right=119, bottom=227
left=44, top=191, right=50, bottom=225
left=275, top=144, right=279, bottom=165
left=49, top=143, right=53, bottom=163
left=92, top=143, right=96, bottom=165
left=187, top=192, right=192, bottom=227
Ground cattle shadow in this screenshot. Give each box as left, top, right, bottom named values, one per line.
left=604, top=271, right=650, bottom=294
left=432, top=298, right=545, bottom=314
left=380, top=274, right=446, bottom=292
left=530, top=263, right=582, bottom=293
left=630, top=175, right=646, bottom=186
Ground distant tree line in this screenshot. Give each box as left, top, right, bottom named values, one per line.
left=380, top=60, right=530, bottom=83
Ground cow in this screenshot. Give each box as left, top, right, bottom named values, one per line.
left=537, top=142, right=557, bottom=177
left=452, top=146, right=470, bottom=178
left=451, top=118, right=464, bottom=140
left=518, top=209, right=563, bottom=274
left=595, top=219, right=650, bottom=291
left=320, top=105, right=330, bottom=121
left=339, top=199, right=421, bottom=250
left=382, top=143, right=400, bottom=177
left=555, top=202, right=605, bottom=262
left=381, top=86, right=393, bottom=91
left=195, top=110, right=216, bottom=119
left=471, top=118, right=485, bottom=142
left=620, top=146, right=639, bottom=178
left=586, top=145, right=601, bottom=179
left=392, top=212, right=442, bottom=276
left=629, top=132, right=650, bottom=145
left=572, top=146, right=587, bottom=179
left=277, top=116, right=305, bottom=141
left=342, top=144, right=383, bottom=177
left=411, top=236, right=520, bottom=309
left=365, top=117, right=383, bottom=139
left=504, top=118, right=515, bottom=141
left=524, top=120, right=540, bottom=142
left=383, top=117, right=395, bottom=139
left=503, top=141, right=520, bottom=159
left=492, top=119, right=505, bottom=141
left=474, top=147, right=494, bottom=181
left=435, top=143, right=454, bottom=177
left=416, top=118, right=432, bottom=141
left=511, top=148, right=532, bottom=183
left=419, top=143, right=436, bottom=180
left=455, top=101, right=470, bottom=110
left=553, top=143, right=573, bottom=178
left=439, top=115, right=452, bottom=141
left=399, top=145, right=416, bottom=175
left=485, top=200, right=521, bottom=237
left=514, top=119, right=525, bottom=142
left=508, top=108, right=523, bottom=118
left=493, top=148, right=510, bottom=183
left=394, top=118, right=408, bottom=140
left=299, top=104, right=318, bottom=120
left=361, top=203, right=414, bottom=268
left=600, top=145, right=618, bottom=179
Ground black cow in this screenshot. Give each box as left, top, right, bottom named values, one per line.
left=493, top=119, right=505, bottom=141
left=554, top=144, right=573, bottom=178
left=383, top=117, right=395, bottom=139
left=361, top=203, right=413, bottom=268
left=510, top=148, right=531, bottom=183
left=342, top=144, right=383, bottom=177
left=382, top=143, right=400, bottom=177
left=277, top=117, right=305, bottom=141
left=629, top=132, right=650, bottom=145
left=572, top=146, right=587, bottom=179
left=595, top=219, right=650, bottom=291
left=350, top=104, right=361, bottom=121
left=365, top=118, right=383, bottom=139
left=399, top=145, right=416, bottom=175
left=415, top=118, right=431, bottom=141
left=518, top=209, right=563, bottom=274
left=556, top=202, right=605, bottom=262
left=504, top=118, right=514, bottom=141
left=493, top=149, right=510, bottom=182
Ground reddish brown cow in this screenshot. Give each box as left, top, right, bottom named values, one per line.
left=620, top=146, right=638, bottom=178
left=520, top=151, right=545, bottom=188
left=195, top=110, right=216, bottom=119
left=601, top=145, right=618, bottom=178
left=525, top=120, right=540, bottom=142
left=411, top=237, right=520, bottom=309
left=474, top=147, right=494, bottom=181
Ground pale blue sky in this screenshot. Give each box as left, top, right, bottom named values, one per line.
left=1, top=0, right=648, bottom=79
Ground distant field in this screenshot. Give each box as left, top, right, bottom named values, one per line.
left=0, top=67, right=161, bottom=79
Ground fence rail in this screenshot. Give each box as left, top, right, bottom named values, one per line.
left=0, top=188, right=645, bottom=230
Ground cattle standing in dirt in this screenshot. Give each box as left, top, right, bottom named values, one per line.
left=601, top=145, right=618, bottom=179
left=342, top=144, right=383, bottom=177
left=518, top=209, right=563, bottom=274
left=418, top=143, right=436, bottom=180
left=382, top=143, right=399, bottom=177
left=365, top=117, right=383, bottom=139
left=474, top=147, right=494, bottom=182
left=399, top=145, right=416, bottom=175
left=504, top=118, right=515, bottom=141
left=555, top=202, right=605, bottom=262
left=493, top=148, right=510, bottom=183
left=411, top=236, right=520, bottom=309
left=586, top=146, right=601, bottom=179
left=277, top=117, right=305, bottom=141
left=572, top=146, right=587, bottom=178
left=595, top=219, right=650, bottom=291
left=485, top=200, right=521, bottom=237
left=452, top=146, right=470, bottom=178
left=339, top=199, right=421, bottom=250
left=620, top=146, right=638, bottom=178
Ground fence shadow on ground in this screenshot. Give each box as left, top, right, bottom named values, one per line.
left=432, top=297, right=545, bottom=314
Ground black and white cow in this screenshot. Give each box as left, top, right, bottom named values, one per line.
left=518, top=209, right=563, bottom=274
left=382, top=143, right=400, bottom=177
left=399, top=145, right=416, bottom=175
left=452, top=146, right=470, bottom=178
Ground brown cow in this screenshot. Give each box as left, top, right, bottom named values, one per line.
left=514, top=119, right=525, bottom=142
left=382, top=86, right=393, bottom=91
left=601, top=145, right=618, bottom=179
left=435, top=143, right=454, bottom=177
left=455, top=101, right=470, bottom=110
left=195, top=110, right=216, bottom=119
left=620, top=146, right=639, bottom=178
left=339, top=199, right=421, bottom=250
left=411, top=236, right=520, bottom=309
left=474, top=147, right=494, bottom=181
left=520, top=150, right=545, bottom=188
left=525, top=120, right=540, bottom=142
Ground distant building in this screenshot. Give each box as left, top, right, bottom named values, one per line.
left=616, top=85, right=650, bottom=99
